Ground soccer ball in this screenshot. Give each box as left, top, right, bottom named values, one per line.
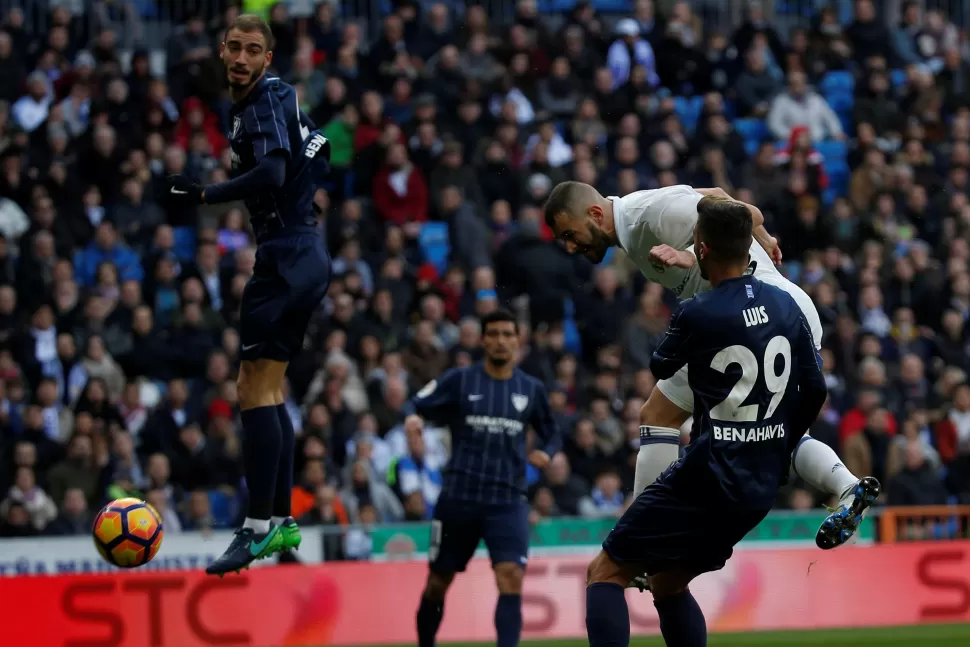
left=92, top=497, right=164, bottom=568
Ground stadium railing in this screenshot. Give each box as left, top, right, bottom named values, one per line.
left=879, top=505, right=970, bottom=543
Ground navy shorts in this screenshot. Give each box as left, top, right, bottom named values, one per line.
left=429, top=498, right=530, bottom=573
left=602, top=481, right=770, bottom=577
left=240, top=229, right=331, bottom=362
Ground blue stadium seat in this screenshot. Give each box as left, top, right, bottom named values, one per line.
left=734, top=118, right=767, bottom=143
left=418, top=222, right=450, bottom=275
left=207, top=490, right=233, bottom=527
left=890, top=69, right=907, bottom=89
left=172, top=226, right=197, bottom=262
left=815, top=140, right=848, bottom=163
left=562, top=299, right=582, bottom=356
left=820, top=71, right=854, bottom=97
left=674, top=96, right=701, bottom=133
left=826, top=92, right=854, bottom=114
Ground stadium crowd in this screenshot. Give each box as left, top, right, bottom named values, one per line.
left=1, top=0, right=970, bottom=557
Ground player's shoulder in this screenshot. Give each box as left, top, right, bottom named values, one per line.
left=512, top=368, right=546, bottom=391
left=756, top=280, right=804, bottom=317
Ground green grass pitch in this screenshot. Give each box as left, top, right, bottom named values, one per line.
left=369, top=623, right=970, bottom=647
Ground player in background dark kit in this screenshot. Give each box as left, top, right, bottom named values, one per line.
left=406, top=309, right=561, bottom=647
left=165, top=15, right=332, bottom=576
left=584, top=197, right=874, bottom=647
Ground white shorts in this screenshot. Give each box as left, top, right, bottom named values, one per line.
left=656, top=242, right=823, bottom=415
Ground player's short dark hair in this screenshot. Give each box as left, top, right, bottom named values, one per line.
left=543, top=181, right=598, bottom=229
left=481, top=309, right=519, bottom=334
left=696, top=196, right=752, bottom=264
left=226, top=14, right=276, bottom=50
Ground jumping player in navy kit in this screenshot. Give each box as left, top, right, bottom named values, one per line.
left=407, top=310, right=562, bottom=647
left=166, top=14, right=332, bottom=576
left=584, top=197, right=832, bottom=647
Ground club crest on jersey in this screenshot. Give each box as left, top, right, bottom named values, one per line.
left=650, top=258, right=667, bottom=274
left=511, top=393, right=529, bottom=412
left=231, top=116, right=242, bottom=139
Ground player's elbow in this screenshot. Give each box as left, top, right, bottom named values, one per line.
left=648, top=357, right=677, bottom=381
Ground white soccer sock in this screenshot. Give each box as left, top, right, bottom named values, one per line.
left=791, top=435, right=859, bottom=497
left=243, top=517, right=271, bottom=533
left=271, top=516, right=288, bottom=527
left=633, top=426, right=682, bottom=495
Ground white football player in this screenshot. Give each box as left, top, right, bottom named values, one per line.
left=544, top=182, right=880, bottom=557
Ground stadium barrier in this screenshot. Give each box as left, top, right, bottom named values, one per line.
left=0, top=510, right=874, bottom=575
left=879, top=505, right=970, bottom=543
left=2, top=541, right=969, bottom=646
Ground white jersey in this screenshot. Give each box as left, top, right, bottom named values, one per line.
left=610, top=185, right=823, bottom=348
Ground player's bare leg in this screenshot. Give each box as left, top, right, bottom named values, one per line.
left=585, top=551, right=640, bottom=647
left=792, top=435, right=881, bottom=549
left=493, top=562, right=525, bottom=647
left=417, top=570, right=455, bottom=647
left=206, top=359, right=288, bottom=575
left=649, top=569, right=707, bottom=647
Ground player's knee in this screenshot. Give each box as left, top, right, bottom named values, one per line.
left=586, top=551, right=628, bottom=587
left=648, top=570, right=693, bottom=601
left=423, top=570, right=454, bottom=601
left=640, top=391, right=690, bottom=430
left=493, top=562, right=524, bottom=594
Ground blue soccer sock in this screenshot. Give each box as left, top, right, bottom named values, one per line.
left=495, top=593, right=522, bottom=647
left=586, top=583, right=630, bottom=647
left=417, top=595, right=444, bottom=647
left=273, top=404, right=295, bottom=518
left=655, top=590, right=707, bottom=647
left=241, top=405, right=282, bottom=521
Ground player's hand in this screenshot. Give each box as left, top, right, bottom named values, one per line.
left=404, top=414, right=424, bottom=432
left=166, top=174, right=204, bottom=204
left=528, top=450, right=551, bottom=469
left=649, top=244, right=695, bottom=269
left=767, top=236, right=783, bottom=265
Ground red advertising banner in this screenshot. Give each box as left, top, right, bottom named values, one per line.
left=1, top=542, right=969, bottom=647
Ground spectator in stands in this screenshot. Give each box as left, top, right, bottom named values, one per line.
left=887, top=440, right=949, bottom=506
left=578, top=470, right=625, bottom=518
left=734, top=43, right=781, bottom=118
left=47, top=487, right=93, bottom=535
left=607, top=19, right=659, bottom=92
left=768, top=70, right=844, bottom=141
left=340, top=458, right=404, bottom=523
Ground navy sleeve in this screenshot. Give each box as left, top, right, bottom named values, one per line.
left=529, top=381, right=562, bottom=456
left=244, top=92, right=291, bottom=163
left=409, top=368, right=462, bottom=424
left=789, top=315, right=827, bottom=439
left=649, top=301, right=695, bottom=380
left=204, top=154, right=286, bottom=203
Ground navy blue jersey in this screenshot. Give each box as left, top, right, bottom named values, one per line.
left=410, top=364, right=562, bottom=505
left=227, top=76, right=328, bottom=238
left=650, top=275, right=826, bottom=510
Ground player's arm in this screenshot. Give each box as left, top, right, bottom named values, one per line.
left=789, top=315, right=827, bottom=439
left=402, top=368, right=462, bottom=426
left=649, top=301, right=694, bottom=380
left=202, top=94, right=292, bottom=204
left=527, top=382, right=562, bottom=469
left=695, top=187, right=781, bottom=265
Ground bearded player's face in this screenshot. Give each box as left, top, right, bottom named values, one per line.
left=221, top=28, right=272, bottom=89
left=551, top=214, right=612, bottom=264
